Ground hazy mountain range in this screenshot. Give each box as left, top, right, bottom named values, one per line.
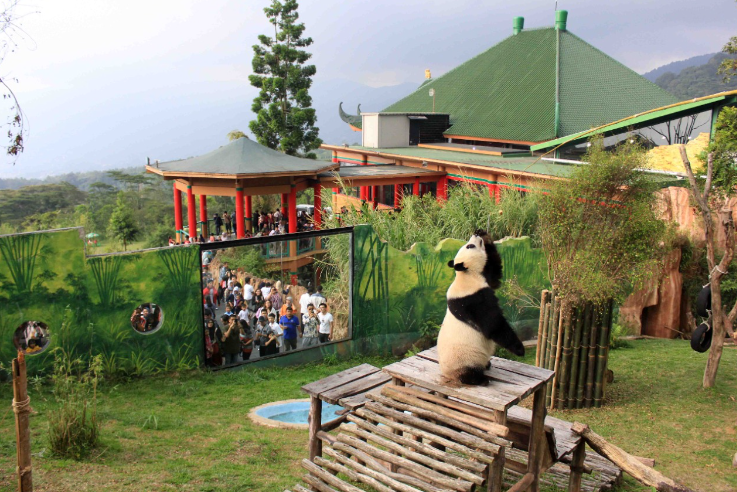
left=642, top=53, right=720, bottom=82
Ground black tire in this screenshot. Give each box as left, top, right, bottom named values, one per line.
left=691, top=322, right=712, bottom=353
left=696, top=285, right=711, bottom=317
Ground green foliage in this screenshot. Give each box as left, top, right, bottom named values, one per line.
left=0, top=182, right=86, bottom=228
left=108, top=192, right=140, bottom=251
left=655, top=53, right=737, bottom=99
left=47, top=350, right=102, bottom=460
left=218, top=245, right=271, bottom=278
left=538, top=138, right=670, bottom=304
left=701, top=106, right=737, bottom=195
left=248, top=0, right=322, bottom=158
left=227, top=130, right=247, bottom=141
left=718, top=34, right=737, bottom=82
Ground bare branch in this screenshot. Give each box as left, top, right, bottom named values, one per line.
left=703, top=152, right=714, bottom=203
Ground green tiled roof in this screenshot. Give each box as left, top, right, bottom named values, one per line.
left=346, top=145, right=576, bottom=178
left=381, top=27, right=677, bottom=143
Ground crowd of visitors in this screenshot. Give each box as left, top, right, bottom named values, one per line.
left=130, top=303, right=164, bottom=333
left=13, top=320, right=51, bottom=355
left=167, top=206, right=327, bottom=246
left=201, top=259, right=336, bottom=367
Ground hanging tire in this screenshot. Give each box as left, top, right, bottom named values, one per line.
left=696, top=286, right=711, bottom=317
left=691, top=322, right=712, bottom=353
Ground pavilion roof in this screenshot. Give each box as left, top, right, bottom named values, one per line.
left=147, top=137, right=337, bottom=179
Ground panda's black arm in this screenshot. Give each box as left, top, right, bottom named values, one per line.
left=448, top=288, right=525, bottom=357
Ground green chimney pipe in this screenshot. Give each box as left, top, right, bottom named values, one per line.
left=555, top=10, right=568, bottom=31
left=512, top=16, right=524, bottom=35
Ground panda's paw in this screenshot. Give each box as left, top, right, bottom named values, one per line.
left=485, top=360, right=491, bottom=370
left=457, top=366, right=488, bottom=386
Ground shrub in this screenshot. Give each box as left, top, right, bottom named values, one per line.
left=47, top=350, right=102, bottom=460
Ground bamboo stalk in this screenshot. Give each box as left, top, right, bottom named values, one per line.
left=567, top=303, right=587, bottom=410
left=545, top=296, right=560, bottom=407
left=536, top=290, right=551, bottom=367
left=558, top=304, right=575, bottom=409
left=539, top=302, right=551, bottom=369
left=584, top=305, right=601, bottom=408
left=548, top=298, right=565, bottom=409
left=575, top=303, right=593, bottom=409
left=594, top=299, right=614, bottom=407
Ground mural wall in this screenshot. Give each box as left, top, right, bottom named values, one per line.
left=0, top=225, right=549, bottom=375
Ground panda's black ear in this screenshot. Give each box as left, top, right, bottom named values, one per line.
left=447, top=260, right=455, bottom=268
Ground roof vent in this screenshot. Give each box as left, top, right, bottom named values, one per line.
left=555, top=10, right=568, bottom=31
left=512, top=16, right=524, bottom=35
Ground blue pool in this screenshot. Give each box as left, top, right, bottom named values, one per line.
left=254, top=400, right=344, bottom=425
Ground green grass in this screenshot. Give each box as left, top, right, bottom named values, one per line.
left=0, top=340, right=735, bottom=492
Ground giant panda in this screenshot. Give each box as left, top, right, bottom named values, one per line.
left=437, top=230, right=525, bottom=385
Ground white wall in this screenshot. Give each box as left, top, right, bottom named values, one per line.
left=361, top=114, right=410, bottom=148
left=362, top=114, right=379, bottom=148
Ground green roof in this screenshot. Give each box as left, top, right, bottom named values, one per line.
left=151, top=137, right=336, bottom=177
left=531, top=92, right=737, bottom=152
left=381, top=27, right=678, bottom=143
left=346, top=145, right=576, bottom=178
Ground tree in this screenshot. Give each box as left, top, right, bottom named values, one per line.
left=108, top=192, right=140, bottom=251
left=248, top=0, right=321, bottom=158
left=680, top=106, right=737, bottom=388
left=227, top=130, right=247, bottom=141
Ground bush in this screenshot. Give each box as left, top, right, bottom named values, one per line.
left=47, top=350, right=102, bottom=460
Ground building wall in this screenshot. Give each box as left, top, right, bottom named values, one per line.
left=362, top=114, right=379, bottom=148
left=377, top=114, right=410, bottom=148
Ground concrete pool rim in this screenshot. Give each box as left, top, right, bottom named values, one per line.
left=248, top=398, right=340, bottom=430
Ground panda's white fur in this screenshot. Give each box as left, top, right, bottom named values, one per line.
left=437, top=231, right=524, bottom=385
left=437, top=233, right=496, bottom=384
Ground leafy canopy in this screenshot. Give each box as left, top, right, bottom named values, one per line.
left=108, top=192, right=140, bottom=251
left=537, top=138, right=670, bottom=304
left=702, top=106, right=737, bottom=195
left=248, top=0, right=321, bottom=158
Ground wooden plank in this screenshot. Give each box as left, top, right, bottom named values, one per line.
left=301, top=475, right=341, bottom=492
left=417, top=348, right=553, bottom=383
left=507, top=406, right=580, bottom=459
left=321, top=371, right=391, bottom=405
left=336, top=434, right=474, bottom=492
left=314, top=456, right=396, bottom=492
left=338, top=392, right=371, bottom=411
left=507, top=473, right=535, bottom=492
left=568, top=441, right=586, bottom=492
left=344, top=416, right=487, bottom=474
left=390, top=385, right=500, bottom=423
left=309, top=397, right=323, bottom=460
left=382, top=357, right=513, bottom=411
left=330, top=443, right=447, bottom=492
left=321, top=448, right=428, bottom=492
left=302, top=363, right=381, bottom=397
left=526, top=388, right=546, bottom=492
left=354, top=407, right=497, bottom=464
left=302, top=462, right=363, bottom=492
left=366, top=394, right=512, bottom=449
left=488, top=410, right=507, bottom=492
left=338, top=424, right=484, bottom=485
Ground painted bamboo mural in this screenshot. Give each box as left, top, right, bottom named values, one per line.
left=536, top=290, right=615, bottom=410
left=0, top=232, right=44, bottom=294
left=89, top=255, right=124, bottom=306
left=159, top=246, right=199, bottom=295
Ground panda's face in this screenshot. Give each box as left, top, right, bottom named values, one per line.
left=449, top=234, right=486, bottom=274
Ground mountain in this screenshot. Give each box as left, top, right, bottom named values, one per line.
left=0, top=166, right=144, bottom=190
left=0, top=78, right=418, bottom=180
left=654, top=53, right=737, bottom=100
left=642, top=53, right=719, bottom=82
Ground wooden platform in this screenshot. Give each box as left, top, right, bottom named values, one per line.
left=296, top=349, right=622, bottom=492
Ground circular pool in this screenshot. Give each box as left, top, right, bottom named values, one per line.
left=248, top=398, right=344, bottom=430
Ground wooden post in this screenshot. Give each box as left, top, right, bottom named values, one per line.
left=12, top=353, right=32, bottom=492
left=527, top=388, right=546, bottom=492
left=487, top=410, right=506, bottom=492
left=568, top=440, right=586, bottom=492
left=308, top=396, right=322, bottom=460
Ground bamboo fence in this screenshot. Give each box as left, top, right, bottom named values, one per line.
left=535, top=290, right=614, bottom=410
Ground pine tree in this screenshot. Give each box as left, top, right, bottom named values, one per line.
left=249, top=0, right=321, bottom=158
left=108, top=192, right=140, bottom=251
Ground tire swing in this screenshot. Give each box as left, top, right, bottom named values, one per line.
left=696, top=285, right=711, bottom=317
left=691, top=322, right=713, bottom=353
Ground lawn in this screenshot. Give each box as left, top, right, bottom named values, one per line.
left=0, top=340, right=734, bottom=492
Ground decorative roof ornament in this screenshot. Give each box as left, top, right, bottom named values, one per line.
left=339, top=102, right=362, bottom=131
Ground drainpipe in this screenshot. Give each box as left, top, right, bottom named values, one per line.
left=554, top=10, right=567, bottom=158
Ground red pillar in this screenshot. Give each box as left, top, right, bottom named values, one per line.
left=360, top=155, right=368, bottom=200
left=186, top=184, right=197, bottom=240
left=372, top=185, right=378, bottom=209
left=313, top=183, right=322, bottom=229
left=280, top=193, right=288, bottom=215
left=245, top=195, right=253, bottom=234
left=394, top=184, right=402, bottom=208
left=288, top=185, right=297, bottom=233
left=235, top=185, right=245, bottom=238
left=199, top=195, right=208, bottom=236
left=173, top=183, right=183, bottom=243
left=437, top=177, right=448, bottom=202
left=413, top=177, right=420, bottom=196
left=332, top=151, right=338, bottom=163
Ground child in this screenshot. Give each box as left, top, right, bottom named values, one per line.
left=268, top=313, right=283, bottom=353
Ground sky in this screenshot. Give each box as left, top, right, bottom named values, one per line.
left=0, top=0, right=735, bottom=178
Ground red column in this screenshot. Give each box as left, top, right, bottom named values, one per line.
left=372, top=186, right=378, bottom=209
left=360, top=155, right=368, bottom=200
left=199, top=195, right=208, bottom=236
left=281, top=193, right=287, bottom=215
left=313, top=183, right=322, bottom=229
left=186, top=184, right=197, bottom=240
left=437, top=177, right=448, bottom=202
left=332, top=151, right=338, bottom=163
left=288, top=185, right=297, bottom=233
left=235, top=185, right=245, bottom=238
left=245, top=195, right=253, bottom=234
left=173, top=183, right=183, bottom=243
left=413, top=177, right=420, bottom=196
left=394, top=184, right=402, bottom=208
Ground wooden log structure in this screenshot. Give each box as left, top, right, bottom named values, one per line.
left=572, top=422, right=696, bottom=492
left=12, top=353, right=33, bottom=492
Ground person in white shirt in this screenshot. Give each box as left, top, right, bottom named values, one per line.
left=317, top=302, right=333, bottom=343
left=268, top=313, right=283, bottom=352
left=238, top=306, right=251, bottom=325
left=299, top=285, right=314, bottom=329
left=244, top=277, right=254, bottom=301
left=261, top=283, right=272, bottom=299
left=310, top=285, right=326, bottom=313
